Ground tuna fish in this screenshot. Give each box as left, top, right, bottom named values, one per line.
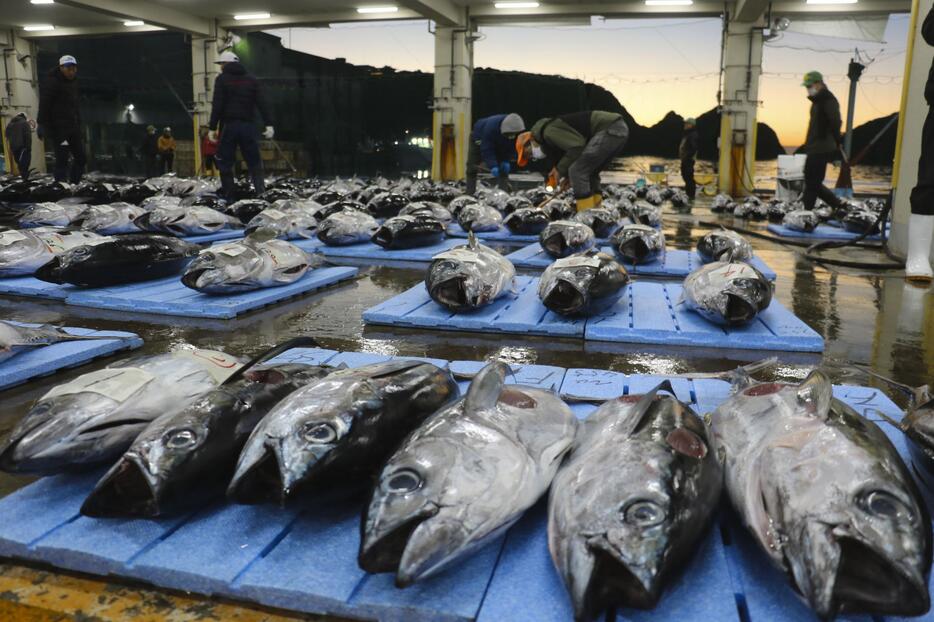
left=612, top=224, right=666, bottom=265
left=504, top=208, right=550, bottom=235
left=457, top=204, right=503, bottom=233
left=245, top=205, right=318, bottom=240
left=135, top=205, right=243, bottom=236
left=367, top=192, right=410, bottom=219
left=426, top=233, right=516, bottom=311
left=669, top=188, right=690, bottom=208
left=359, top=361, right=577, bottom=586
left=538, top=250, right=629, bottom=317
left=18, top=202, right=87, bottom=228
left=74, top=202, right=146, bottom=234
left=627, top=202, right=662, bottom=227
left=681, top=260, right=772, bottom=325
left=546, top=199, right=577, bottom=222
left=539, top=220, right=596, bottom=259
left=767, top=200, right=793, bottom=222
left=399, top=201, right=453, bottom=224
left=696, top=229, right=753, bottom=263
left=226, top=198, right=270, bottom=224
left=35, top=234, right=202, bottom=287
left=574, top=208, right=621, bottom=239
left=81, top=339, right=334, bottom=517
left=843, top=209, right=882, bottom=234
left=446, top=196, right=480, bottom=219
left=0, top=227, right=108, bottom=277
left=0, top=348, right=244, bottom=474
left=708, top=370, right=932, bottom=618
left=503, top=196, right=534, bottom=215
left=549, top=382, right=721, bottom=620
left=372, top=214, right=445, bottom=249
left=710, top=194, right=736, bottom=214
left=317, top=209, right=380, bottom=246
left=0, top=321, right=114, bottom=364
left=782, top=210, right=820, bottom=233
left=228, top=360, right=460, bottom=505
left=182, top=231, right=314, bottom=293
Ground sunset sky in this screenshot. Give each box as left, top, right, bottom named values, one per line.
left=268, top=14, right=909, bottom=148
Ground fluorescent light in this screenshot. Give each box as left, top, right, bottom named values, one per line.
left=233, top=12, right=270, bottom=20
left=356, top=6, right=399, bottom=13
left=30, top=0, right=54, bottom=5
left=805, top=0, right=857, bottom=4
left=645, top=0, right=693, bottom=4
left=124, top=20, right=145, bottom=26
left=23, top=24, right=54, bottom=31
left=126, top=104, right=135, bottom=111
left=494, top=2, right=540, bottom=7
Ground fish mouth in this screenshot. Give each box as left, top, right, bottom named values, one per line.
left=724, top=293, right=758, bottom=325
left=33, top=259, right=64, bottom=284
left=578, top=542, right=662, bottom=616
left=541, top=233, right=567, bottom=257
left=616, top=237, right=649, bottom=263
left=429, top=277, right=470, bottom=311
left=81, top=454, right=161, bottom=518
left=543, top=280, right=586, bottom=315
left=359, top=513, right=432, bottom=576
left=181, top=267, right=209, bottom=289
left=227, top=443, right=289, bottom=506
left=371, top=228, right=395, bottom=248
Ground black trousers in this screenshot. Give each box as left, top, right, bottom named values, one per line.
left=52, top=132, right=86, bottom=183
left=14, top=147, right=30, bottom=180
left=911, top=107, right=934, bottom=216
left=465, top=138, right=509, bottom=195
left=802, top=152, right=840, bottom=210
left=681, top=158, right=696, bottom=198
left=160, top=152, right=175, bottom=173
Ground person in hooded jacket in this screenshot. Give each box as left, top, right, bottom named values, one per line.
left=141, top=125, right=158, bottom=178
left=906, top=6, right=934, bottom=282
left=208, top=51, right=274, bottom=201
left=465, top=113, right=525, bottom=195
left=800, top=71, right=845, bottom=213
left=37, top=55, right=86, bottom=183
left=5, top=113, right=32, bottom=180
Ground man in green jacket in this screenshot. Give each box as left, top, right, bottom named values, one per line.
left=801, top=71, right=844, bottom=212
left=516, top=110, right=629, bottom=211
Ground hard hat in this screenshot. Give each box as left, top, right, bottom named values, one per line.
left=215, top=51, right=240, bottom=64
left=500, top=113, right=525, bottom=136
left=684, top=117, right=696, bottom=126
left=516, top=131, right=534, bottom=168
left=163, top=126, right=172, bottom=132
left=59, top=55, right=77, bottom=67
left=802, top=71, right=823, bottom=87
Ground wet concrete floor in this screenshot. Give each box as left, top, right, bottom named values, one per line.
left=0, top=195, right=930, bottom=618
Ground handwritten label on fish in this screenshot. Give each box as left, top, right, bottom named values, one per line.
left=41, top=367, right=156, bottom=402
left=175, top=349, right=243, bottom=383
left=216, top=245, right=248, bottom=257
left=556, top=255, right=602, bottom=269
left=710, top=263, right=756, bottom=280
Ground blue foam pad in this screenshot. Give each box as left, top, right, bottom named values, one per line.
left=182, top=230, right=245, bottom=244
left=506, top=244, right=777, bottom=281
left=0, top=323, right=143, bottom=391
left=446, top=223, right=540, bottom=245
left=364, top=279, right=823, bottom=353
left=316, top=238, right=468, bottom=266
left=766, top=223, right=882, bottom=241
left=0, top=276, right=73, bottom=300
left=64, top=266, right=358, bottom=319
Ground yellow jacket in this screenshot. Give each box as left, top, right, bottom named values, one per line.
left=157, top=135, right=176, bottom=153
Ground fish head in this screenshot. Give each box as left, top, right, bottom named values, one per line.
left=181, top=245, right=262, bottom=291
left=371, top=216, right=411, bottom=247
left=427, top=258, right=482, bottom=311
left=0, top=230, right=50, bottom=275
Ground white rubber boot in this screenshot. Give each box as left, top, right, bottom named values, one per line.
left=906, top=213, right=934, bottom=283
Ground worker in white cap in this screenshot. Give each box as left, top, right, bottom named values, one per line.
left=208, top=50, right=274, bottom=201
left=37, top=55, right=86, bottom=183
left=465, top=113, right=525, bottom=195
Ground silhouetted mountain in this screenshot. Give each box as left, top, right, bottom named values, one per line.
left=849, top=113, right=898, bottom=166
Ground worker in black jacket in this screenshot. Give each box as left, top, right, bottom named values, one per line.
left=37, top=55, right=86, bottom=183
left=907, top=5, right=934, bottom=281
left=140, top=125, right=158, bottom=179
left=208, top=51, right=273, bottom=201
left=679, top=117, right=699, bottom=199
left=801, top=71, right=844, bottom=212
left=5, top=113, right=32, bottom=180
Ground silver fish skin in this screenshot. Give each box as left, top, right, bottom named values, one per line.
left=76, top=202, right=146, bottom=234
left=681, top=260, right=773, bottom=326
left=18, top=202, right=87, bottom=228
left=782, top=209, right=821, bottom=233
left=316, top=209, right=379, bottom=246
left=228, top=360, right=460, bottom=505
left=548, top=382, right=721, bottom=621
left=82, top=362, right=334, bottom=518
left=612, top=224, right=666, bottom=265
left=245, top=203, right=320, bottom=240
left=696, top=229, right=753, bottom=263
left=457, top=204, right=503, bottom=233
left=135, top=205, right=243, bottom=236
left=0, top=321, right=114, bottom=364
left=0, top=348, right=244, bottom=474
left=0, top=227, right=108, bottom=276
left=426, top=233, right=516, bottom=312
left=359, top=361, right=577, bottom=587
left=539, top=220, right=596, bottom=259
left=398, top=201, right=453, bottom=224
left=708, top=371, right=932, bottom=618
left=538, top=250, right=629, bottom=317
left=181, top=231, right=314, bottom=293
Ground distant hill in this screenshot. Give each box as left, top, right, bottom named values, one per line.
left=849, top=113, right=898, bottom=166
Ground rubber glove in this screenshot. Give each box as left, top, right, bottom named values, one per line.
left=499, top=161, right=511, bottom=175
left=208, top=130, right=218, bottom=142
left=263, top=126, right=275, bottom=139
left=490, top=166, right=500, bottom=178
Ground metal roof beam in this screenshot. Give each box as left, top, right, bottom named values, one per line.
left=53, top=0, right=213, bottom=36
left=18, top=24, right=167, bottom=38
left=771, top=0, right=909, bottom=15
left=398, top=0, right=465, bottom=25
left=217, top=8, right=424, bottom=29
left=472, top=2, right=726, bottom=21
left=733, top=0, right=770, bottom=22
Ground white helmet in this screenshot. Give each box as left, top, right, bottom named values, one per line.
left=215, top=51, right=240, bottom=64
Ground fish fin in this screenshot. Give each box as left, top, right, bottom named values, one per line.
left=623, top=380, right=675, bottom=435
left=467, top=230, right=479, bottom=250
left=850, top=363, right=919, bottom=401
left=868, top=407, right=909, bottom=432
left=363, top=359, right=426, bottom=379
left=465, top=361, right=509, bottom=412
left=796, top=370, right=833, bottom=418
left=222, top=337, right=321, bottom=386
left=247, top=227, right=278, bottom=243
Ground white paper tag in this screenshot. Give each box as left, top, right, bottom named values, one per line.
left=557, top=255, right=601, bottom=269
left=41, top=367, right=155, bottom=403
left=263, top=208, right=286, bottom=219
left=0, top=231, right=28, bottom=245
left=216, top=244, right=247, bottom=257
left=94, top=206, right=115, bottom=214
left=174, top=349, right=243, bottom=383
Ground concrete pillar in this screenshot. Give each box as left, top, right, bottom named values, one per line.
left=718, top=20, right=763, bottom=197
left=191, top=28, right=226, bottom=176
left=890, top=0, right=934, bottom=259
left=0, top=30, right=45, bottom=174
left=432, top=26, right=472, bottom=181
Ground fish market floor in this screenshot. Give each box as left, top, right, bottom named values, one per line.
left=0, top=194, right=929, bottom=621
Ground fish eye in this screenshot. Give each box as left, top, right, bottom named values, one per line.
left=860, top=490, right=912, bottom=521
left=301, top=422, right=336, bottom=444
left=385, top=469, right=421, bottom=494
left=164, top=428, right=197, bottom=449
left=621, top=500, right=666, bottom=527
left=73, top=246, right=90, bottom=255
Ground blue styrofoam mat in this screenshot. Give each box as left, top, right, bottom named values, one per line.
left=181, top=230, right=245, bottom=244
left=0, top=322, right=143, bottom=391
left=506, top=244, right=777, bottom=280
left=766, top=223, right=883, bottom=241
left=362, top=277, right=823, bottom=352
left=64, top=266, right=358, bottom=319
left=315, top=237, right=467, bottom=264
left=0, top=276, right=73, bottom=300
left=0, top=347, right=919, bottom=622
